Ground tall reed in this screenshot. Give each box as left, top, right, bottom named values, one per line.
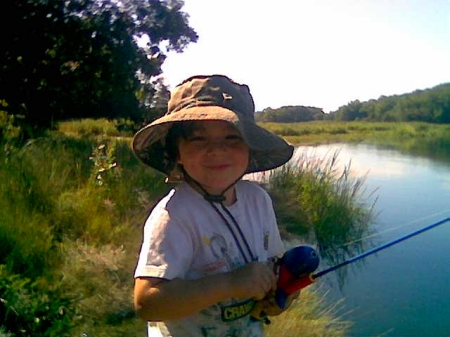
left=267, top=148, right=377, bottom=270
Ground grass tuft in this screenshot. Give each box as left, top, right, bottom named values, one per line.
left=265, top=287, right=351, bottom=337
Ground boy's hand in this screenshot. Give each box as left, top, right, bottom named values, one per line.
left=228, top=262, right=277, bottom=301
left=250, top=290, right=300, bottom=320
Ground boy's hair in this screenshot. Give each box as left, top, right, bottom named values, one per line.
left=165, top=121, right=197, bottom=165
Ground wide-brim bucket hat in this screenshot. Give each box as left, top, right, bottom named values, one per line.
left=132, top=74, right=294, bottom=176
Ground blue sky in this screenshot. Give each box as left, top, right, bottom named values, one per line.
left=160, top=0, right=450, bottom=112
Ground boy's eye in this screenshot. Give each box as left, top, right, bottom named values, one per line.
left=226, top=134, right=242, bottom=140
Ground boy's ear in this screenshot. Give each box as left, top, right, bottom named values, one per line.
left=165, top=164, right=184, bottom=183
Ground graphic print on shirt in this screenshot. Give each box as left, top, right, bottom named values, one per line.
left=202, top=233, right=241, bottom=275
left=200, top=233, right=256, bottom=326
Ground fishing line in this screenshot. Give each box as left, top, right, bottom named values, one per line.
left=257, top=216, right=450, bottom=314
left=313, top=216, right=450, bottom=279
left=320, top=209, right=450, bottom=256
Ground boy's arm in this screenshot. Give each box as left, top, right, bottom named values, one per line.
left=134, top=261, right=277, bottom=321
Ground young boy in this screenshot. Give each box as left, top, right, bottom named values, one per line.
left=132, top=75, right=295, bottom=337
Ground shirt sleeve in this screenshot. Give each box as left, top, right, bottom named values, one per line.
left=134, top=203, right=194, bottom=280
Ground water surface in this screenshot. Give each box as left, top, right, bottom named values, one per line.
left=297, top=144, right=450, bottom=337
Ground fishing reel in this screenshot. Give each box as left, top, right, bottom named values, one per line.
left=275, top=245, right=320, bottom=308
left=250, top=245, right=320, bottom=322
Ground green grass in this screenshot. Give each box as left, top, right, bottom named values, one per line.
left=56, top=118, right=135, bottom=138
left=0, top=126, right=170, bottom=336
left=265, top=287, right=351, bottom=337
left=261, top=121, right=450, bottom=168
left=0, top=118, right=381, bottom=336
left=265, top=149, right=376, bottom=283
left=261, top=120, right=450, bottom=145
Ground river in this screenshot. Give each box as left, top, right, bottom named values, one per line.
left=296, top=144, right=450, bottom=337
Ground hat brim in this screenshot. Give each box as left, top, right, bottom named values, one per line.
left=132, top=106, right=294, bottom=175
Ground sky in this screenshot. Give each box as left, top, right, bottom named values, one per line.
left=160, top=0, right=450, bottom=113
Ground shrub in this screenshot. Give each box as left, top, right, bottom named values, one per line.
left=0, top=266, right=75, bottom=337
left=0, top=104, right=22, bottom=147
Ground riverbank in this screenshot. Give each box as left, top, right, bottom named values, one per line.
left=262, top=120, right=450, bottom=151
left=0, top=119, right=395, bottom=336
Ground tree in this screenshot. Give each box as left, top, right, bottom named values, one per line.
left=329, top=83, right=450, bottom=123
left=140, top=76, right=171, bottom=125
left=257, top=106, right=324, bottom=123
left=333, top=100, right=366, bottom=121
left=0, top=0, right=197, bottom=138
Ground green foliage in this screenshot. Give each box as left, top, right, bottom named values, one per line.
left=57, top=119, right=122, bottom=138
left=0, top=144, right=62, bottom=277
left=258, top=82, right=450, bottom=125
left=257, top=106, right=325, bottom=123
left=0, top=266, right=75, bottom=337
left=0, top=0, right=197, bottom=137
left=266, top=287, right=350, bottom=337
left=267, top=150, right=376, bottom=267
left=331, top=83, right=450, bottom=123
left=89, top=142, right=119, bottom=186
left=333, top=100, right=366, bottom=121
left=0, top=124, right=171, bottom=335
left=0, top=101, right=21, bottom=146
left=59, top=241, right=145, bottom=337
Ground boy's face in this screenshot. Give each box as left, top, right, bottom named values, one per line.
left=177, top=120, right=249, bottom=196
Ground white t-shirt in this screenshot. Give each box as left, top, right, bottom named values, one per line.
left=134, top=180, right=285, bottom=337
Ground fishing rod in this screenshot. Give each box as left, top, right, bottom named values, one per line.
left=275, top=216, right=450, bottom=308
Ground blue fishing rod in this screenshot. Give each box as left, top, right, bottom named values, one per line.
left=275, top=217, right=450, bottom=308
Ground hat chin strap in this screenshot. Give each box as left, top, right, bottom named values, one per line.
left=181, top=167, right=241, bottom=204
left=181, top=167, right=255, bottom=263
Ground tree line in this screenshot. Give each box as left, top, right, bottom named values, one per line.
left=256, top=106, right=325, bottom=123
left=331, top=83, right=450, bottom=123
left=0, top=0, right=196, bottom=141
left=256, top=82, right=450, bottom=124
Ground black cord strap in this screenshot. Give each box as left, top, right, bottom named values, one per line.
left=208, top=201, right=254, bottom=263
left=182, top=170, right=255, bottom=263
left=220, top=204, right=256, bottom=262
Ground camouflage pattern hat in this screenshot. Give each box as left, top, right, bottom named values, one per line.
left=132, top=74, right=294, bottom=175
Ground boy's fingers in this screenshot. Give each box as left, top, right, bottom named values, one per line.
left=253, top=291, right=267, bottom=301
left=231, top=262, right=277, bottom=300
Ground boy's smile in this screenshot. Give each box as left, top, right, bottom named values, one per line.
left=178, top=120, right=250, bottom=200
